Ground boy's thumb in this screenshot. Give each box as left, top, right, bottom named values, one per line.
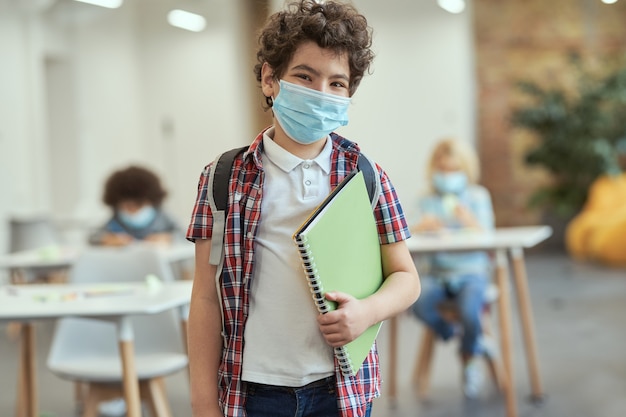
left=325, top=291, right=352, bottom=305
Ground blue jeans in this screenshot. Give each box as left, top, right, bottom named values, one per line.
left=244, top=376, right=373, bottom=417
left=411, top=273, right=487, bottom=355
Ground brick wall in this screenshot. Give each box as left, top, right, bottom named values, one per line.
left=473, top=0, right=626, bottom=229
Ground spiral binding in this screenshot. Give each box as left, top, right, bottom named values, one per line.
left=335, top=346, right=353, bottom=375
left=295, top=235, right=355, bottom=376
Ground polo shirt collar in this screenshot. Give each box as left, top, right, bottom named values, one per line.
left=262, top=127, right=332, bottom=175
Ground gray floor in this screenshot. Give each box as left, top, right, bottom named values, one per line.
left=1, top=251, right=625, bottom=417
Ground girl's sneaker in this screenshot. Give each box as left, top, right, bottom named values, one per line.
left=98, top=398, right=126, bottom=417
left=463, top=358, right=484, bottom=398
left=478, top=334, right=498, bottom=359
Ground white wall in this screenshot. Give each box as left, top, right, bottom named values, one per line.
left=0, top=0, right=475, bottom=252
left=135, top=0, right=253, bottom=225
left=346, top=0, right=476, bottom=222
left=0, top=2, right=54, bottom=253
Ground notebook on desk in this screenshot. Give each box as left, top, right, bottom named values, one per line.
left=293, top=170, right=383, bottom=376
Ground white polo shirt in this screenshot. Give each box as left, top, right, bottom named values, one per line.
left=241, top=128, right=336, bottom=387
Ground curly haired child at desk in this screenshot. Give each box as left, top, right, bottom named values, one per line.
left=87, top=165, right=184, bottom=417
left=410, top=137, right=495, bottom=398
left=89, top=165, right=182, bottom=246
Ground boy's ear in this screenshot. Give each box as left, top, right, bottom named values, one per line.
left=260, top=62, right=276, bottom=98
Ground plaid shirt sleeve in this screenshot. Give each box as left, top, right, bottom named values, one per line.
left=186, top=164, right=214, bottom=242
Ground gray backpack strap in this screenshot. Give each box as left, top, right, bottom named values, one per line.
left=208, top=146, right=248, bottom=265
left=356, top=152, right=381, bottom=209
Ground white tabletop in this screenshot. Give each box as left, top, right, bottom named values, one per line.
left=0, top=280, right=193, bottom=322
left=406, top=225, right=553, bottom=253
left=0, top=246, right=79, bottom=270
left=0, top=242, right=195, bottom=270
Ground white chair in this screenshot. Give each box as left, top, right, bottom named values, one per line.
left=46, top=246, right=189, bottom=417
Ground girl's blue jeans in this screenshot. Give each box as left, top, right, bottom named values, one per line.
left=244, top=376, right=373, bottom=417
left=411, top=273, right=487, bottom=355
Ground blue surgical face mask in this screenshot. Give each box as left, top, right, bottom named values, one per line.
left=272, top=80, right=351, bottom=145
left=433, top=171, right=468, bottom=194
left=118, top=206, right=157, bottom=229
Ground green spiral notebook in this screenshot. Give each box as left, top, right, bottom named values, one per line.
left=292, top=170, right=383, bottom=376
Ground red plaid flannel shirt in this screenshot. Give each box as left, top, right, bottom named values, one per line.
left=186, top=129, right=410, bottom=417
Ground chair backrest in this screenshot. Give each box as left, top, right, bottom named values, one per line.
left=67, top=245, right=176, bottom=284
left=47, top=246, right=186, bottom=381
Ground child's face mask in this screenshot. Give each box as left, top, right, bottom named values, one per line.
left=118, top=205, right=157, bottom=229
left=272, top=80, right=351, bottom=145
left=433, top=171, right=468, bottom=194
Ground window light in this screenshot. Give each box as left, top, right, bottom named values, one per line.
left=437, top=0, right=466, bottom=14
left=73, top=0, right=123, bottom=9
left=167, top=9, right=207, bottom=33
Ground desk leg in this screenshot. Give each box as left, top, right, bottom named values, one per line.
left=510, top=248, right=544, bottom=400
left=495, top=249, right=517, bottom=417
left=16, top=323, right=38, bottom=417
left=117, top=318, right=142, bottom=417
left=388, top=315, right=398, bottom=405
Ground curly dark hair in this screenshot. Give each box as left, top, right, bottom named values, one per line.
left=102, top=165, right=167, bottom=208
left=254, top=0, right=374, bottom=100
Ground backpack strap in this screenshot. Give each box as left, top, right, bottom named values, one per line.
left=356, top=152, right=381, bottom=209
left=208, top=146, right=248, bottom=265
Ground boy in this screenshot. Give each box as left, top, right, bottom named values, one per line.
left=186, top=1, right=420, bottom=416
left=90, top=165, right=181, bottom=246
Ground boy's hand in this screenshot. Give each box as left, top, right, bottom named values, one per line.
left=144, top=233, right=173, bottom=245
left=317, top=292, right=371, bottom=347
left=100, top=233, right=133, bottom=246
left=191, top=404, right=224, bottom=417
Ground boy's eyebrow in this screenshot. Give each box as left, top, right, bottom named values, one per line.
left=291, top=64, right=350, bottom=83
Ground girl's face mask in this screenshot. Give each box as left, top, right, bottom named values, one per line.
left=433, top=171, right=468, bottom=194
left=272, top=80, right=351, bottom=145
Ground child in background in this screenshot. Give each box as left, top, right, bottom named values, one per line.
left=88, top=165, right=184, bottom=417
left=90, top=165, right=181, bottom=246
left=410, top=138, right=495, bottom=398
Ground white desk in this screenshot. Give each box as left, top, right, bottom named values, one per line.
left=405, top=226, right=552, bottom=254
left=0, top=243, right=195, bottom=273
left=389, top=226, right=552, bottom=417
left=1, top=280, right=193, bottom=417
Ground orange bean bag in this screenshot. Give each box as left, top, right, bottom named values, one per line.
left=565, top=173, right=626, bottom=266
